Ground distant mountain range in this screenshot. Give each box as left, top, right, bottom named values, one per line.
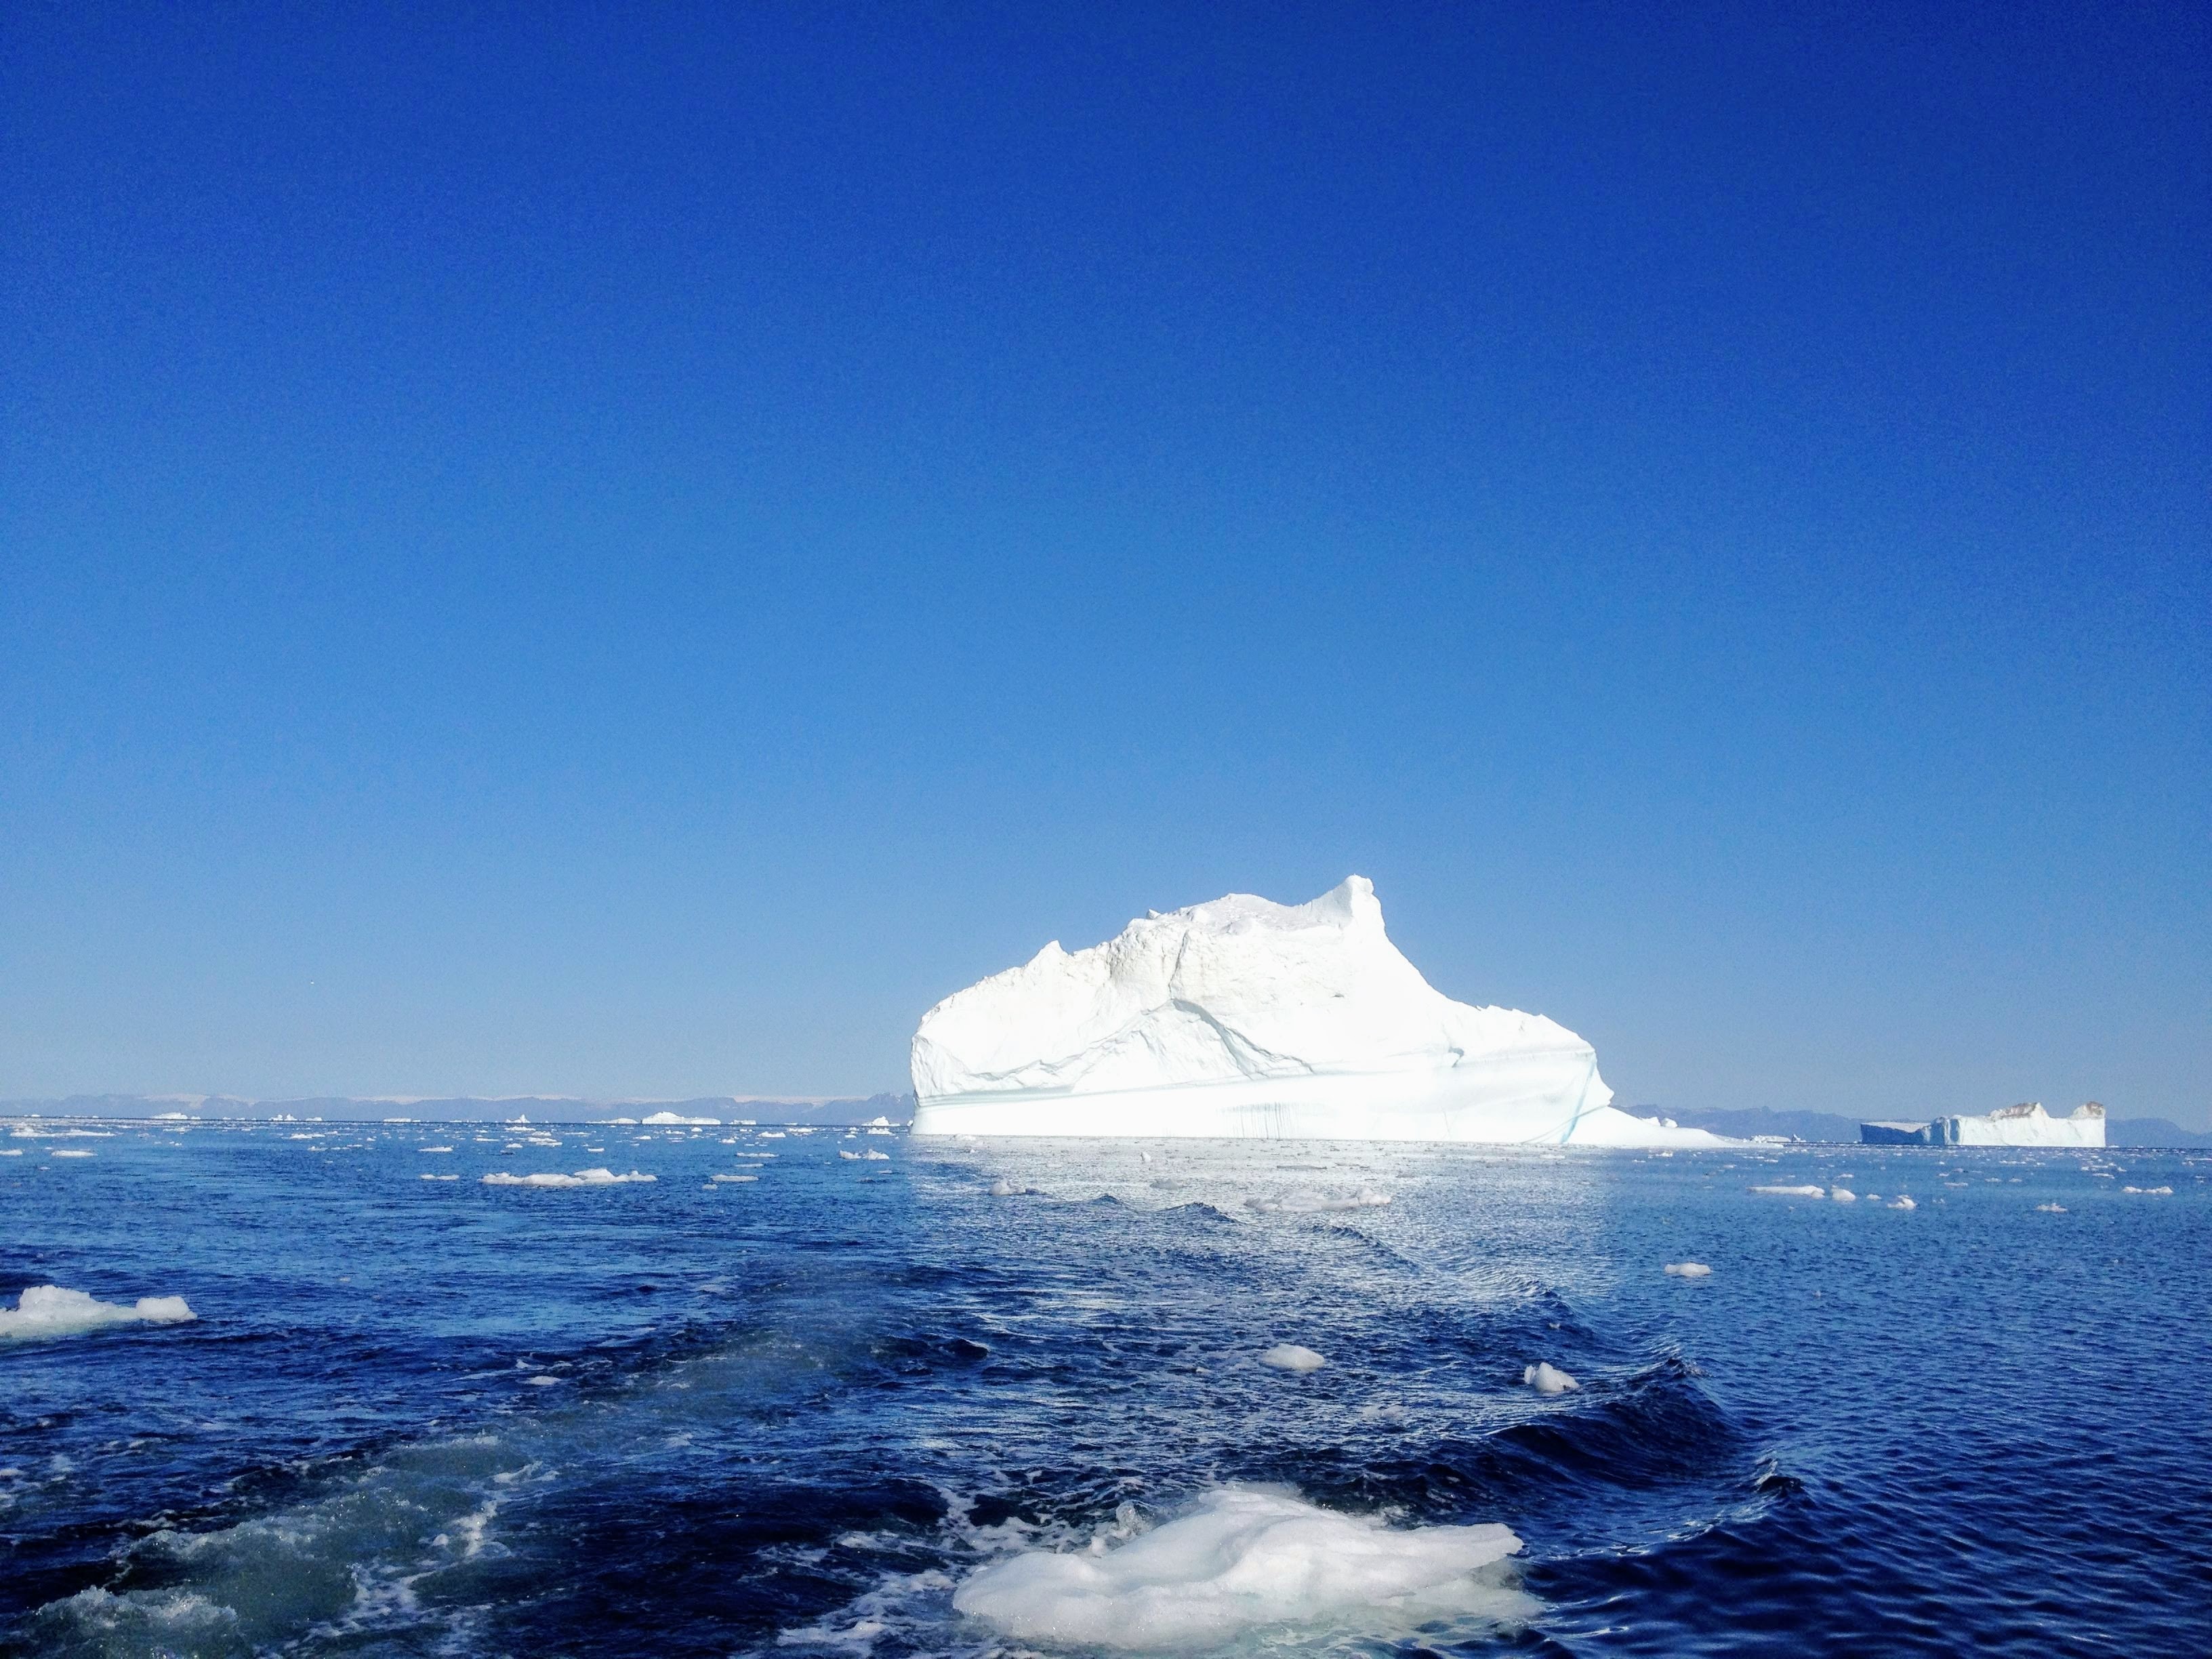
left=1661, top=1105, right=2212, bottom=1147
left=2, top=1092, right=917, bottom=1126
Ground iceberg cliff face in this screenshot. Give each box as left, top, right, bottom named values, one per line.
left=911, top=878, right=1666, bottom=1144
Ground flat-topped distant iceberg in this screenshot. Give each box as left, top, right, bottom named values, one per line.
left=1861, top=1102, right=2105, bottom=1148
left=911, top=877, right=1723, bottom=1146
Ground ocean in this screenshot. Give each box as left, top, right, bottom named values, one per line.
left=3, top=1119, right=2206, bottom=1657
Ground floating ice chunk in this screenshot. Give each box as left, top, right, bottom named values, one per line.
left=0, top=1286, right=196, bottom=1340
left=1663, top=1262, right=1712, bottom=1277
left=2123, top=1186, right=2173, bottom=1196
left=523, top=1374, right=560, bottom=1387
left=990, top=1178, right=1017, bottom=1196
left=950, top=1487, right=1524, bottom=1647
left=419, top=1146, right=454, bottom=1153
left=1521, top=1361, right=1579, bottom=1393
left=1888, top=1196, right=1917, bottom=1210
left=1751, top=1185, right=1826, bottom=1196
left=1258, top=1344, right=1328, bottom=1372
left=52, top=1149, right=94, bottom=1158
left=710, top=1173, right=758, bottom=1183
left=480, top=1168, right=656, bottom=1187
left=419, top=1172, right=459, bottom=1181
left=2036, top=1202, right=2068, bottom=1214
left=642, top=1111, right=720, bottom=1126
left=1830, top=1187, right=1858, bottom=1202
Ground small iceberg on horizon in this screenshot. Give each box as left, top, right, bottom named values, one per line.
left=480, top=1168, right=656, bottom=1187
left=1860, top=1102, right=2105, bottom=1147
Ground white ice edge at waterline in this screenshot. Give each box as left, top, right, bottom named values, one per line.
left=0, top=1286, right=197, bottom=1340
left=949, top=1486, right=1528, bottom=1647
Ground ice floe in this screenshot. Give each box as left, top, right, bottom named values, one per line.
left=480, top=1168, right=656, bottom=1187
left=1830, top=1187, right=1858, bottom=1202
left=1521, top=1361, right=1578, bottom=1393
left=1663, top=1262, right=1712, bottom=1277
left=0, top=1286, right=197, bottom=1340
left=1257, top=1344, right=1327, bottom=1372
left=1752, top=1185, right=1826, bottom=1196
left=1888, top=1196, right=1917, bottom=1210
left=642, top=1111, right=720, bottom=1126
left=949, top=1486, right=1525, bottom=1647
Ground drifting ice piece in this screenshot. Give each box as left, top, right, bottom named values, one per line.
left=911, top=877, right=1698, bottom=1145
left=1859, top=1103, right=2104, bottom=1148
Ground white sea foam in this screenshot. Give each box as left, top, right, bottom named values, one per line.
left=949, top=1487, right=1526, bottom=1647
left=1751, top=1185, right=1825, bottom=1196
left=1663, top=1262, right=1711, bottom=1277
left=1521, top=1361, right=1578, bottom=1393
left=480, top=1168, right=656, bottom=1187
left=0, top=1286, right=197, bottom=1340
left=1258, top=1344, right=1327, bottom=1372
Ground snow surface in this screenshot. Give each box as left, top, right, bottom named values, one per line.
left=0, top=1286, right=196, bottom=1340
left=949, top=1487, right=1525, bottom=1647
left=911, top=877, right=1708, bottom=1145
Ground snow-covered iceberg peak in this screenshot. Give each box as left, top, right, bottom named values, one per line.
left=910, top=877, right=1622, bottom=1143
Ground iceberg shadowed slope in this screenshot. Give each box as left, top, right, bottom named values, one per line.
left=912, top=877, right=1707, bottom=1145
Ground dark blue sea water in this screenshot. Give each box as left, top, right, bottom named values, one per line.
left=4, top=1118, right=2207, bottom=1657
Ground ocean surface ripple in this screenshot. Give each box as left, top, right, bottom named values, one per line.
left=3, top=1120, right=2207, bottom=1656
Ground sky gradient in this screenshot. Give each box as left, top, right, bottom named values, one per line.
left=4, top=3, right=2207, bottom=1121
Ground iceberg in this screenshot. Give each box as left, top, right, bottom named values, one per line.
left=911, top=878, right=1702, bottom=1145
left=1859, top=1103, right=2105, bottom=1148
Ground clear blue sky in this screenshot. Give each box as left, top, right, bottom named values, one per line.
left=4, top=3, right=2206, bottom=1122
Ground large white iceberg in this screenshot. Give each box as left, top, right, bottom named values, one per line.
left=911, top=877, right=1714, bottom=1145
left=1860, top=1102, right=2105, bottom=1148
